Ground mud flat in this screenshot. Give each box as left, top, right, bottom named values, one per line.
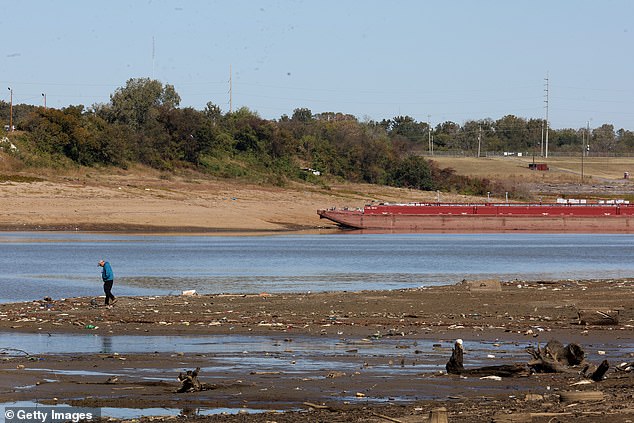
left=1, top=278, right=634, bottom=422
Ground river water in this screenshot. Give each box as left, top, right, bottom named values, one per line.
left=1, top=231, right=633, bottom=303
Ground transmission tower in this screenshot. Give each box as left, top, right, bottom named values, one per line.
left=544, top=74, right=549, bottom=158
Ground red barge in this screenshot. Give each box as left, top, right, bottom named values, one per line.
left=318, top=201, right=634, bottom=233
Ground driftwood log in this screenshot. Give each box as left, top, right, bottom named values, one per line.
left=526, top=340, right=584, bottom=373
left=447, top=339, right=609, bottom=381
left=446, top=339, right=527, bottom=377
left=577, top=308, right=620, bottom=325
left=527, top=340, right=609, bottom=381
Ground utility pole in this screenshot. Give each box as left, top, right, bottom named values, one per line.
left=544, top=73, right=549, bottom=158
left=427, top=115, right=432, bottom=155
left=229, top=64, right=233, bottom=113
left=477, top=125, right=482, bottom=158
left=152, top=36, right=155, bottom=79
left=586, top=121, right=591, bottom=160
left=581, top=125, right=585, bottom=183
left=540, top=120, right=544, bottom=157
left=7, top=87, right=13, bottom=132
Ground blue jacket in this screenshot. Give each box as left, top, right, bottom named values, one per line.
left=102, top=262, right=114, bottom=282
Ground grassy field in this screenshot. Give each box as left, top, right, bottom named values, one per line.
left=426, top=155, right=634, bottom=184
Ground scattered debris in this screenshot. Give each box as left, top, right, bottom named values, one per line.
left=177, top=367, right=203, bottom=392
left=326, top=371, right=347, bottom=378
left=463, top=279, right=502, bottom=292
left=615, top=361, right=634, bottom=372
left=577, top=308, right=620, bottom=325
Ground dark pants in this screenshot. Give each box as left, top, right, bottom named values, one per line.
left=103, top=280, right=115, bottom=305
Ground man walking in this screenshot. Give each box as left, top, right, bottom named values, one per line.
left=98, top=260, right=116, bottom=306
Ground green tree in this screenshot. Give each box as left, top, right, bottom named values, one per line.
left=592, top=124, right=616, bottom=153
left=387, top=156, right=434, bottom=190
left=158, top=106, right=213, bottom=164
left=434, top=121, right=460, bottom=150
left=387, top=116, right=428, bottom=149
left=617, top=129, right=634, bottom=151
left=203, top=102, right=223, bottom=123
left=551, top=128, right=580, bottom=152
left=104, top=78, right=181, bottom=130
left=494, top=115, right=529, bottom=151
left=291, top=108, right=313, bottom=122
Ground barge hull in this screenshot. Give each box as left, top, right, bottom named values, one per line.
left=318, top=206, right=634, bottom=233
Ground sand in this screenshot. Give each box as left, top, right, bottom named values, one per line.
left=0, top=168, right=475, bottom=233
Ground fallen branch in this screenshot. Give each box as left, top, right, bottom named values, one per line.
left=302, top=402, right=337, bottom=412
left=371, top=412, right=403, bottom=423
left=0, top=347, right=32, bottom=357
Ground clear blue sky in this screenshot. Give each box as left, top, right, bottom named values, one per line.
left=2, top=0, right=633, bottom=130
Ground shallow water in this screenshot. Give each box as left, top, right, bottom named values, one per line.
left=4, top=333, right=632, bottom=412
left=1, top=332, right=628, bottom=369
left=1, top=232, right=634, bottom=303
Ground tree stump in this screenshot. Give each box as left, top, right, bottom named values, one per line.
left=583, top=359, right=610, bottom=381
left=446, top=339, right=464, bottom=374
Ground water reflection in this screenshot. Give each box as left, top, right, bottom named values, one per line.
left=101, top=336, right=113, bottom=354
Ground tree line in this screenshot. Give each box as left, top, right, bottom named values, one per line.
left=1, top=78, right=632, bottom=197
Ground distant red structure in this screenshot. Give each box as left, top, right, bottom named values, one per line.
left=529, top=163, right=549, bottom=171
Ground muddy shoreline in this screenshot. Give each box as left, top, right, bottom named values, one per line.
left=2, top=278, right=633, bottom=422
